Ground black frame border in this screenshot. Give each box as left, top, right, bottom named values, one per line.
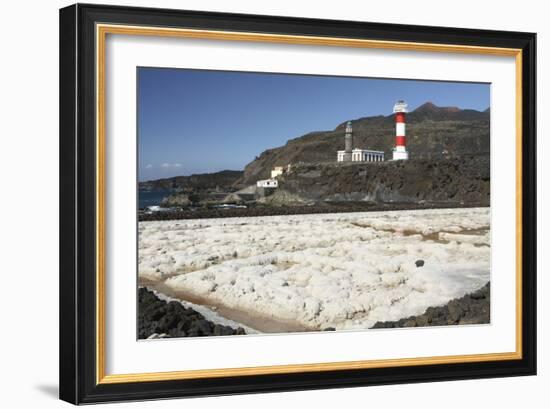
left=59, top=3, right=536, bottom=404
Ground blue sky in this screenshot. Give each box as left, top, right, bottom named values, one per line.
left=138, top=68, right=489, bottom=181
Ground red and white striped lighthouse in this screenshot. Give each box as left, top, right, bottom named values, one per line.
left=392, top=100, right=409, bottom=160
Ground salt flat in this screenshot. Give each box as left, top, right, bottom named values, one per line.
left=138, top=208, right=490, bottom=331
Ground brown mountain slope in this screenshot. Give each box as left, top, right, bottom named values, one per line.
left=236, top=102, right=489, bottom=187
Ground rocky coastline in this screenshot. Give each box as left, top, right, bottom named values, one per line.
left=371, top=282, right=490, bottom=329
left=138, top=287, right=246, bottom=339
left=139, top=201, right=486, bottom=222
left=139, top=282, right=490, bottom=338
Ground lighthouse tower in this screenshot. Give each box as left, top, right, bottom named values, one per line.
left=344, top=121, right=353, bottom=161
left=392, top=100, right=409, bottom=160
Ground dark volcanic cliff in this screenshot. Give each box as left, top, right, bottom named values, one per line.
left=236, top=102, right=489, bottom=187
left=274, top=156, right=490, bottom=206
left=140, top=170, right=243, bottom=192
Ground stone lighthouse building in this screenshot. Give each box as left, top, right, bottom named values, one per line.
left=343, top=121, right=353, bottom=161
left=337, top=121, right=384, bottom=162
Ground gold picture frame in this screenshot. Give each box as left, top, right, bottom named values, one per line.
left=60, top=3, right=536, bottom=404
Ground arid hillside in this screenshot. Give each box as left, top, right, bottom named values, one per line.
left=236, top=102, right=489, bottom=187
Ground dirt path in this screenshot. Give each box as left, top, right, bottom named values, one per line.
left=139, top=277, right=314, bottom=334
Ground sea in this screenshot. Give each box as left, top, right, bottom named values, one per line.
left=138, top=189, right=172, bottom=209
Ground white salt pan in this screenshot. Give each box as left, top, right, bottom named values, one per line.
left=139, top=208, right=490, bottom=331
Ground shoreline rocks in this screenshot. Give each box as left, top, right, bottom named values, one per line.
left=139, top=282, right=491, bottom=337
left=371, top=282, right=490, bottom=329
left=161, top=193, right=191, bottom=207
left=138, top=287, right=246, bottom=339
left=139, top=201, right=487, bottom=222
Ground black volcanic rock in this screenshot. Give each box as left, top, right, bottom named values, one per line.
left=138, top=287, right=246, bottom=339
left=139, top=201, right=481, bottom=222
left=276, top=156, right=490, bottom=206
left=371, top=282, right=490, bottom=328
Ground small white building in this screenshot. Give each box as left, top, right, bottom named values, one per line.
left=256, top=179, right=279, bottom=188
left=271, top=166, right=284, bottom=178
left=337, top=149, right=384, bottom=162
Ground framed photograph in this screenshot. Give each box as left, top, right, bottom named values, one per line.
left=59, top=3, right=536, bottom=404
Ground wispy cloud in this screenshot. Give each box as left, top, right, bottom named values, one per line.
left=160, top=162, right=182, bottom=168
left=145, top=164, right=153, bottom=169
